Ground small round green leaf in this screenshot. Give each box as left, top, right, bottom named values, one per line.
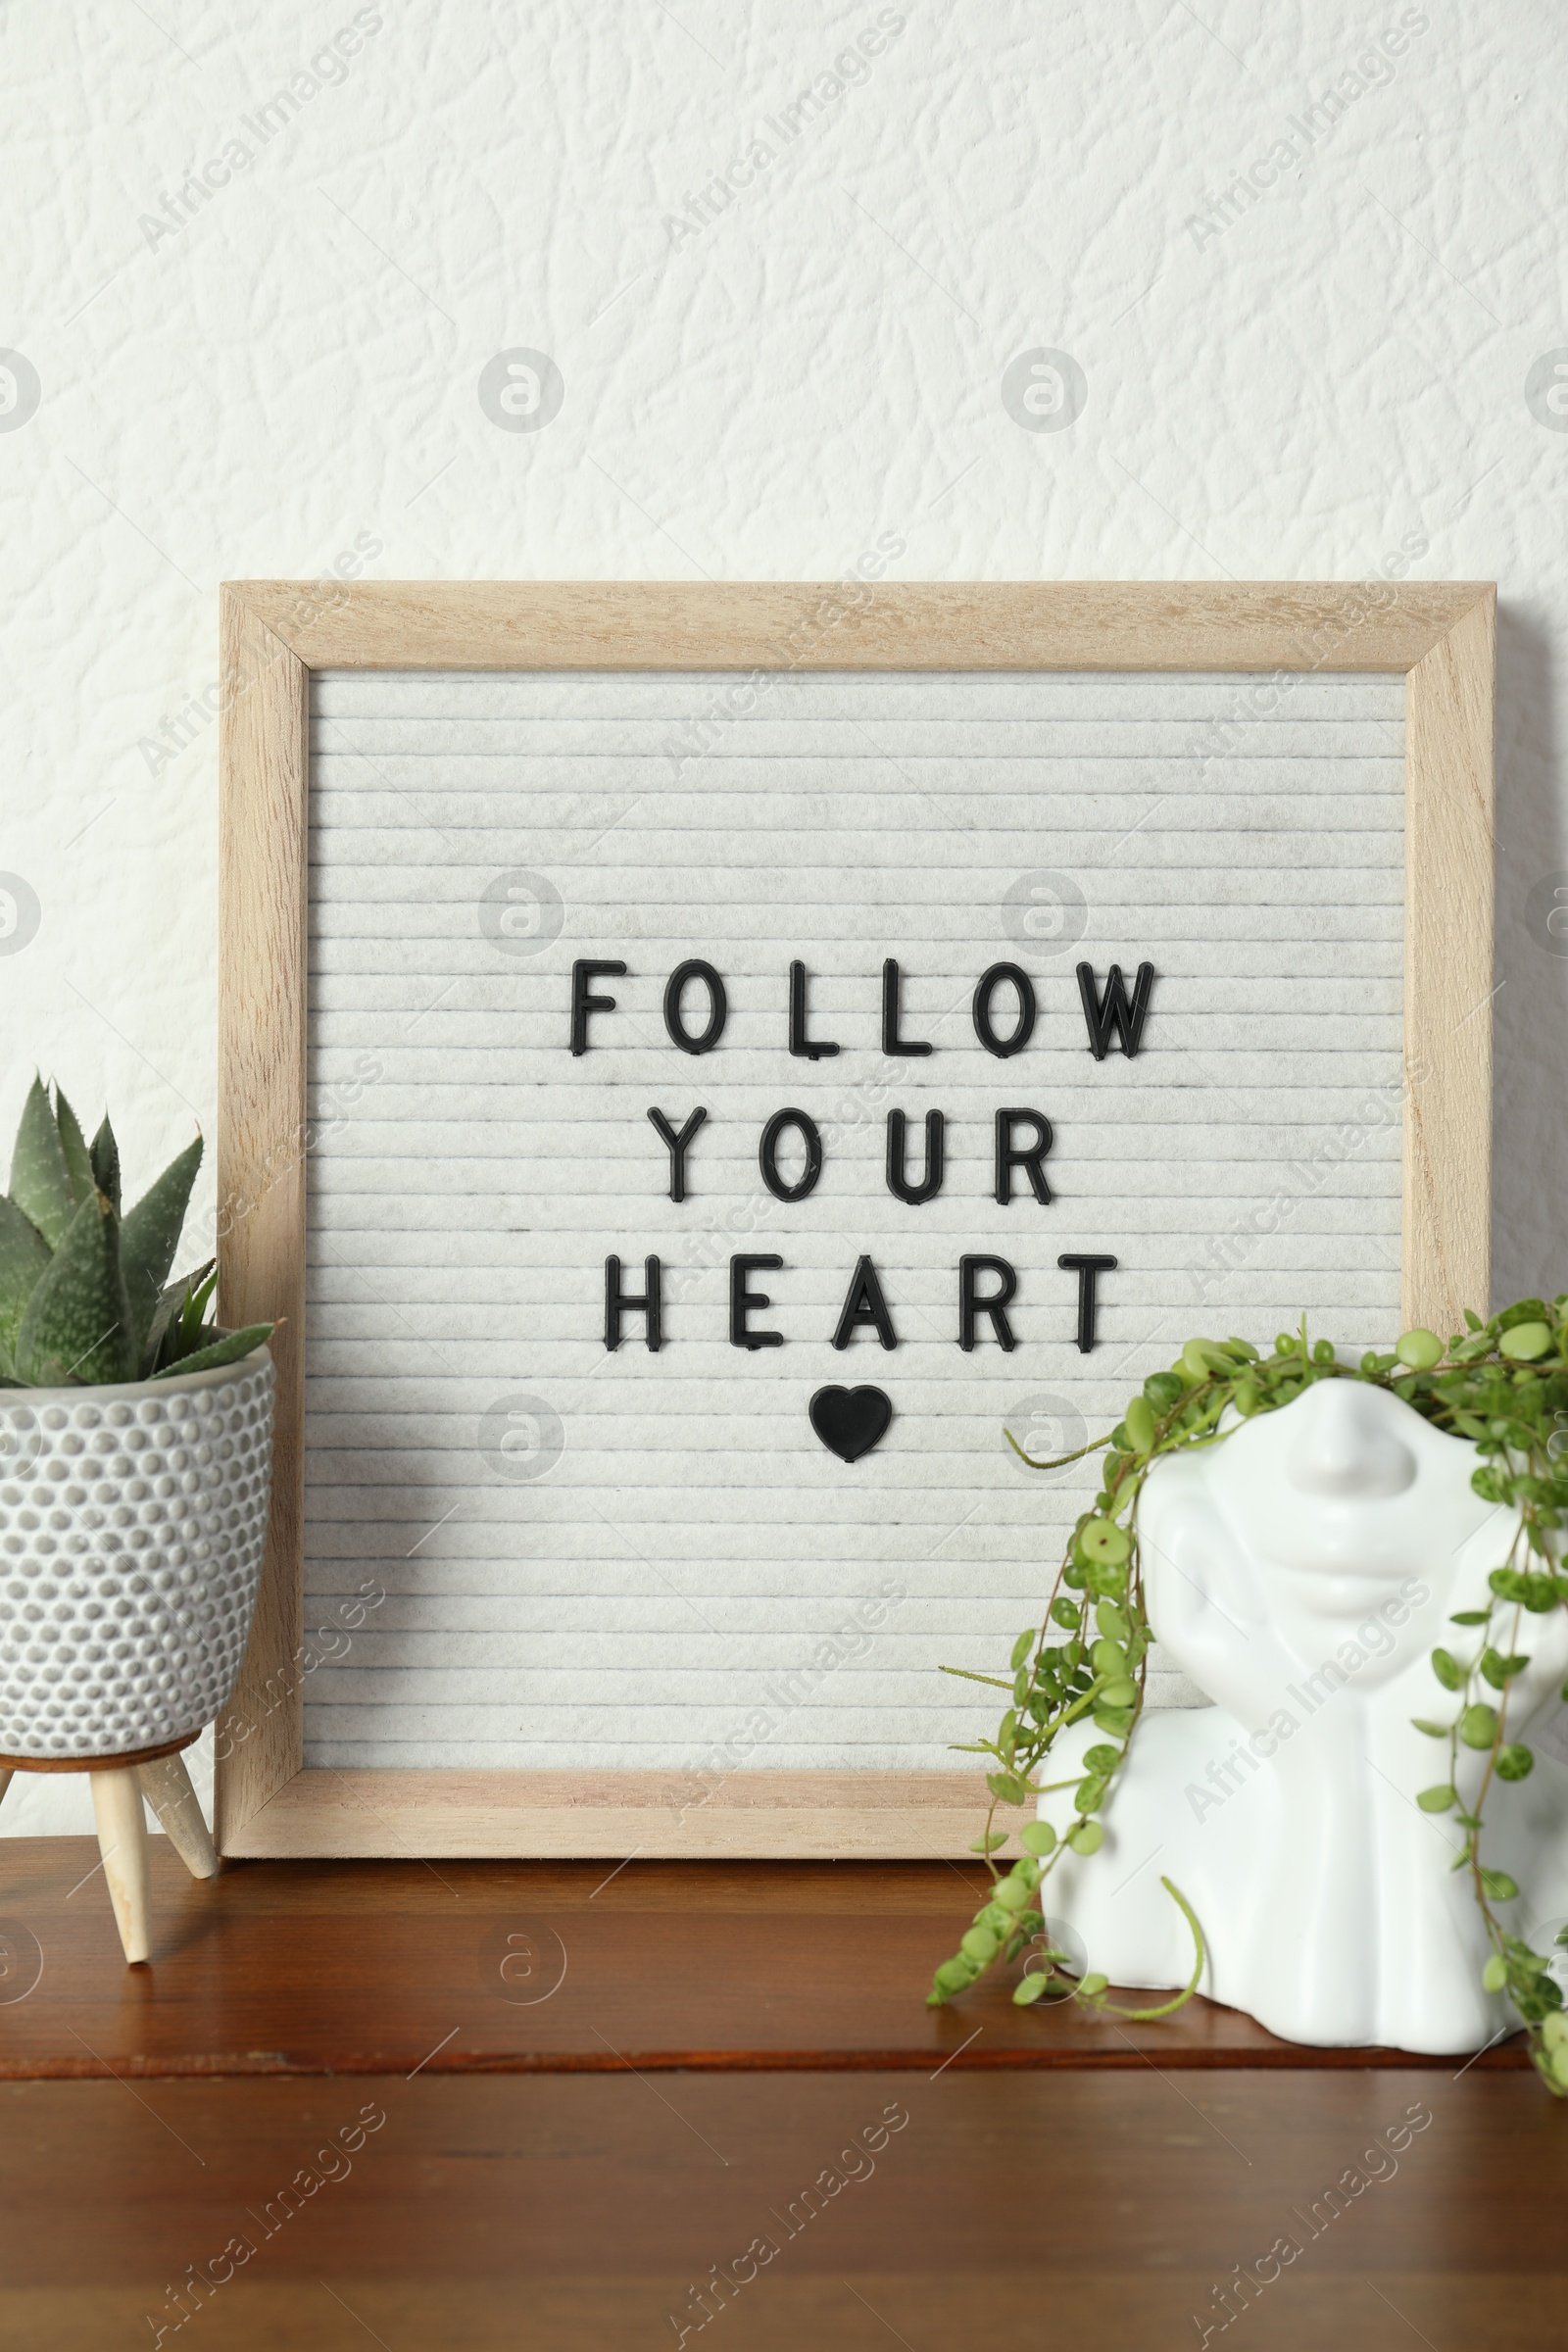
left=1499, top=1321, right=1552, bottom=1361
left=1079, top=1518, right=1131, bottom=1567
left=1459, top=1703, right=1499, bottom=1749
left=1019, top=1821, right=1056, bottom=1856
left=1066, top=1821, right=1103, bottom=1855
left=1078, top=1971, right=1108, bottom=1998
left=1124, top=1396, right=1155, bottom=1452
left=1395, top=1327, right=1444, bottom=1370
left=1098, top=1678, right=1138, bottom=1709
left=1416, top=1785, right=1457, bottom=1812
left=960, top=1926, right=1000, bottom=1964
left=1012, top=1972, right=1051, bottom=2005
left=993, top=1876, right=1030, bottom=1913
left=1483, top=1954, right=1508, bottom=1992
left=1496, top=1743, right=1535, bottom=1782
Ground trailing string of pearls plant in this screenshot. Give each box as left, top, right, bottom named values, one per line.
left=928, top=1300, right=1568, bottom=2096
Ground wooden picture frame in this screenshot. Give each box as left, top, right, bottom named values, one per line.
left=215, top=580, right=1495, bottom=1857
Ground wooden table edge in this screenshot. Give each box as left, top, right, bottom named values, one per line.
left=0, top=2039, right=1531, bottom=2082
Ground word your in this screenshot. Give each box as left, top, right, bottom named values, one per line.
left=1191, top=2101, right=1432, bottom=2341
left=1186, top=12, right=1430, bottom=252
left=1185, top=1578, right=1428, bottom=1822
left=670, top=1584, right=906, bottom=1817
left=667, top=2099, right=909, bottom=2341
left=663, top=12, right=907, bottom=249
left=143, top=2100, right=387, bottom=2341
left=140, top=539, right=382, bottom=776
left=570, top=956, right=1154, bottom=1063
left=138, top=14, right=384, bottom=250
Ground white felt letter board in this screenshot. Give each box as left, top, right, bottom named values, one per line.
left=213, top=578, right=1494, bottom=1857
left=301, top=667, right=1408, bottom=1776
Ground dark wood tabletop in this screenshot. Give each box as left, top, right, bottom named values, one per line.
left=1, top=1838, right=1563, bottom=2352
left=0, top=1837, right=1532, bottom=2079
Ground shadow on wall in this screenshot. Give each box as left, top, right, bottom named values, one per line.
left=1493, top=603, right=1566, bottom=1306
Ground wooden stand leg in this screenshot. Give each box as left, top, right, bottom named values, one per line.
left=89, top=1770, right=151, bottom=1965
left=137, top=1753, right=219, bottom=1880
left=0, top=1769, right=11, bottom=1811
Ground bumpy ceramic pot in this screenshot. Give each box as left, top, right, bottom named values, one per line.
left=0, top=1345, right=273, bottom=1760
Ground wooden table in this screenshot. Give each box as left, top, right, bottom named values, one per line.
left=1, top=1838, right=1563, bottom=2350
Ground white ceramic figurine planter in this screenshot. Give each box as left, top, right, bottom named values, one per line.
left=1042, top=1379, right=1568, bottom=2054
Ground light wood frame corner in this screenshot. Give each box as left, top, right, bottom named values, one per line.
left=216, top=580, right=1495, bottom=1857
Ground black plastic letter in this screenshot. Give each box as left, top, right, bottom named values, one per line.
left=885, top=1109, right=945, bottom=1204
left=647, top=1106, right=708, bottom=1202
left=1058, top=1252, right=1117, bottom=1351
left=972, top=963, right=1037, bottom=1059
left=662, top=960, right=728, bottom=1055
left=605, top=1254, right=662, bottom=1350
left=994, top=1109, right=1054, bottom=1205
left=1077, top=962, right=1155, bottom=1059
left=730, top=1254, right=785, bottom=1350
left=958, top=1255, right=1018, bottom=1351
left=571, top=959, right=628, bottom=1055
left=881, top=959, right=932, bottom=1057
left=789, top=962, right=841, bottom=1060
left=759, top=1108, right=824, bottom=1202
left=832, top=1254, right=898, bottom=1351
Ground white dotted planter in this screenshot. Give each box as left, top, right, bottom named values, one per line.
left=0, top=1346, right=273, bottom=1762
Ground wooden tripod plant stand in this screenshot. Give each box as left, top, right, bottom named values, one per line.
left=0, top=1735, right=218, bottom=1962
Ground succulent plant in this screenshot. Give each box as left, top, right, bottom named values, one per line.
left=0, top=1078, right=271, bottom=1388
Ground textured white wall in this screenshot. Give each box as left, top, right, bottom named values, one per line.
left=2, top=0, right=1563, bottom=1830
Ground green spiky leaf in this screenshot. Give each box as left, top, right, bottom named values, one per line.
left=149, top=1323, right=271, bottom=1379
left=14, top=1191, right=136, bottom=1385
left=169, top=1265, right=219, bottom=1364
left=52, top=1089, right=94, bottom=1206
left=89, top=1115, right=121, bottom=1214
left=9, top=1077, right=74, bottom=1249
left=138, top=1258, right=214, bottom=1380
left=119, top=1135, right=203, bottom=1345
left=0, top=1194, right=52, bottom=1375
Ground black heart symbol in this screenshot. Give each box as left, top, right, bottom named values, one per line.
left=809, top=1385, right=893, bottom=1463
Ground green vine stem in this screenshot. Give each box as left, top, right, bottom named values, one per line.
left=927, top=1301, right=1568, bottom=2094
